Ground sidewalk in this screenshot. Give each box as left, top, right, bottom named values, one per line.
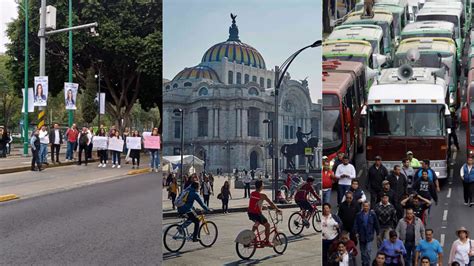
left=162, top=175, right=297, bottom=218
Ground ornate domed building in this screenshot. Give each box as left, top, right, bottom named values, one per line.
left=163, top=15, right=321, bottom=174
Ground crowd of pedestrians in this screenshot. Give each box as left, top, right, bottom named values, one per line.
left=322, top=151, right=474, bottom=266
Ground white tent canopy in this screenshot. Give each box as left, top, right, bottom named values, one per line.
left=162, top=155, right=204, bottom=174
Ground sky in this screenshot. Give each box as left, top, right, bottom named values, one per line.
left=0, top=0, right=18, bottom=53
left=163, top=0, right=322, bottom=101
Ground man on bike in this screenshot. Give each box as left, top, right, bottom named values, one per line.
left=294, top=177, right=320, bottom=227
left=177, top=181, right=211, bottom=242
left=248, top=180, right=282, bottom=247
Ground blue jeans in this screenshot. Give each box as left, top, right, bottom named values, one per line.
left=66, top=141, right=74, bottom=160
left=150, top=150, right=160, bottom=169
left=112, top=151, right=121, bottom=165
left=39, top=143, right=48, bottom=163
left=405, top=242, right=415, bottom=266
left=337, top=184, right=350, bottom=204
left=323, top=189, right=332, bottom=204
left=360, top=241, right=372, bottom=266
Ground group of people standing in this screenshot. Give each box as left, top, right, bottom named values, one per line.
left=0, top=126, right=12, bottom=158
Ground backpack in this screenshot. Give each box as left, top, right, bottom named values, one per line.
left=175, top=187, right=191, bottom=208
left=79, top=133, right=88, bottom=146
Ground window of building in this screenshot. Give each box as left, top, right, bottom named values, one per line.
left=184, top=82, right=192, bottom=87
left=248, top=87, right=259, bottom=96
left=173, top=83, right=178, bottom=88
left=244, top=74, right=249, bottom=84
left=166, top=85, right=170, bottom=90
left=198, top=87, right=208, bottom=96
left=248, top=107, right=260, bottom=137
left=198, top=107, right=208, bottom=137
left=284, top=125, right=289, bottom=139
left=236, top=72, right=242, bottom=84
left=228, top=71, right=234, bottom=84
left=259, top=77, right=264, bottom=88
left=252, top=76, right=257, bottom=83
left=174, top=121, right=181, bottom=139
left=267, top=79, right=272, bottom=88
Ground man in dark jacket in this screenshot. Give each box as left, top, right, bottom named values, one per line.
left=414, top=160, right=440, bottom=192
left=374, top=193, right=397, bottom=247
left=49, top=123, right=63, bottom=164
left=354, top=201, right=380, bottom=266
left=337, top=191, right=360, bottom=244
left=377, top=181, right=398, bottom=206
left=386, top=165, right=407, bottom=219
left=413, top=170, right=438, bottom=205
left=368, top=156, right=388, bottom=207
left=30, top=130, right=42, bottom=171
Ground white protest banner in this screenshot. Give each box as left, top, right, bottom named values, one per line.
left=92, top=136, right=108, bottom=150
left=108, top=137, right=124, bottom=152
left=64, top=82, right=79, bottom=110
left=34, top=76, right=48, bottom=107
left=142, top=131, right=152, bottom=137
left=144, top=136, right=160, bottom=149
left=22, top=88, right=35, bottom=113
left=126, top=137, right=142, bottom=150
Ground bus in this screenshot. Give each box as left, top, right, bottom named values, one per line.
left=394, top=37, right=460, bottom=110
left=322, top=61, right=367, bottom=164
left=461, top=58, right=474, bottom=156
left=326, top=25, right=388, bottom=56
left=323, top=40, right=389, bottom=70
left=401, top=21, right=455, bottom=41
left=344, top=10, right=396, bottom=55
left=365, top=66, right=452, bottom=180
left=424, top=0, right=470, bottom=29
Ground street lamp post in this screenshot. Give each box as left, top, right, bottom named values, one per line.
left=272, top=40, right=322, bottom=202
left=263, top=119, right=273, bottom=199
left=173, top=108, right=184, bottom=191
left=17, top=0, right=29, bottom=156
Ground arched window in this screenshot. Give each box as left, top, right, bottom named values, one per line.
left=166, top=85, right=170, bottom=90
left=198, top=87, right=209, bottom=96
left=248, top=107, right=260, bottom=137
left=228, top=71, right=234, bottom=84
left=197, top=107, right=208, bottom=137
left=252, top=76, right=257, bottom=83
left=184, top=82, right=192, bottom=87
left=173, top=83, right=178, bottom=88
left=250, top=151, right=259, bottom=170
left=259, top=77, right=264, bottom=88
left=244, top=74, right=250, bottom=84
left=248, top=87, right=259, bottom=96
left=236, top=72, right=242, bottom=84
left=267, top=79, right=272, bottom=88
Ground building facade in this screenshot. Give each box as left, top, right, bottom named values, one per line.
left=163, top=16, right=321, bottom=174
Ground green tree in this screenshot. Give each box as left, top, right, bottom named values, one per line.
left=0, top=54, right=22, bottom=130
left=6, top=0, right=162, bottom=129
left=81, top=67, right=97, bottom=125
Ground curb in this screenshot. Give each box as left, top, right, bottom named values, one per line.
left=162, top=203, right=298, bottom=219
left=0, top=159, right=98, bottom=175
left=127, top=168, right=152, bottom=175
left=0, top=194, right=19, bottom=202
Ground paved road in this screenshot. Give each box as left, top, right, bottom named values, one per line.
left=162, top=208, right=321, bottom=265
left=0, top=173, right=162, bottom=265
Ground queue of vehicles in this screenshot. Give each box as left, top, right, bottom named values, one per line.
left=323, top=0, right=474, bottom=181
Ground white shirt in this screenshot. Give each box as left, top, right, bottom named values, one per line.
left=454, top=239, right=471, bottom=265
left=322, top=214, right=339, bottom=240
left=335, top=163, right=356, bottom=186
left=340, top=252, right=349, bottom=266
left=54, top=130, right=60, bottom=145
left=243, top=175, right=252, bottom=184
left=39, top=130, right=49, bottom=144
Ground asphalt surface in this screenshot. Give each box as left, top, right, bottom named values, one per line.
left=162, top=207, right=321, bottom=265
left=0, top=173, right=163, bottom=265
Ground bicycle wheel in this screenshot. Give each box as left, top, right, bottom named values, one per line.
left=163, top=224, right=186, bottom=252
left=235, top=240, right=256, bottom=260
left=288, top=212, right=305, bottom=235
left=272, top=232, right=288, bottom=255
left=312, top=209, right=322, bottom=233
left=199, top=221, right=218, bottom=247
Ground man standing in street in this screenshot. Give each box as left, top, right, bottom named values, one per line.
left=39, top=126, right=49, bottom=166
left=460, top=156, right=474, bottom=206
left=368, top=156, right=388, bottom=207
left=413, top=170, right=438, bottom=207
left=387, top=165, right=408, bottom=219
left=402, top=158, right=416, bottom=193
left=335, top=155, right=356, bottom=205
left=243, top=172, right=252, bottom=198
left=354, top=201, right=380, bottom=266
left=49, top=123, right=63, bottom=164
left=414, top=160, right=440, bottom=193
left=65, top=124, right=78, bottom=162
left=407, top=151, right=421, bottom=169
left=414, top=229, right=443, bottom=266
left=77, top=127, right=90, bottom=166
left=30, top=130, right=42, bottom=171
left=337, top=191, right=360, bottom=245
left=332, top=151, right=345, bottom=172
left=374, top=193, right=398, bottom=247
left=396, top=208, right=425, bottom=266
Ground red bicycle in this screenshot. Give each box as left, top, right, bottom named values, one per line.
left=288, top=199, right=321, bottom=235
left=234, top=209, right=288, bottom=260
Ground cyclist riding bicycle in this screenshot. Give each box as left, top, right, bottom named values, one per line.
left=248, top=180, right=282, bottom=247
left=294, top=177, right=320, bottom=227
left=176, top=181, right=211, bottom=242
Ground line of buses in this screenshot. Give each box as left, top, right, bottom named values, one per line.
left=323, top=0, right=474, bottom=181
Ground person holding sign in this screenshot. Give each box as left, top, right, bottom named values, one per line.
left=129, top=130, right=142, bottom=169
left=96, top=128, right=108, bottom=167
left=110, top=130, right=123, bottom=168
left=77, top=127, right=90, bottom=166
left=147, top=128, right=161, bottom=173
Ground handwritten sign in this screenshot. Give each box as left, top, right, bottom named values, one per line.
left=92, top=136, right=108, bottom=150
left=126, top=137, right=142, bottom=150
left=108, top=138, right=124, bottom=152
left=144, top=136, right=160, bottom=149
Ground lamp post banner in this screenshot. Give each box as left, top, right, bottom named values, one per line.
left=22, top=88, right=35, bottom=113
left=33, top=76, right=48, bottom=107
left=96, top=92, right=106, bottom=114
left=64, top=82, right=78, bottom=110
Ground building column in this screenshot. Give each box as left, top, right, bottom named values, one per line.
left=192, top=110, right=198, bottom=139
left=236, top=109, right=241, bottom=137
left=208, top=108, right=214, bottom=138
left=259, top=111, right=265, bottom=139
left=214, top=108, right=219, bottom=138
left=242, top=109, right=248, bottom=138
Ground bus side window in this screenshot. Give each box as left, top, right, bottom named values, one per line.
left=379, top=40, right=384, bottom=56
left=369, top=54, right=374, bottom=69
left=390, top=23, right=395, bottom=40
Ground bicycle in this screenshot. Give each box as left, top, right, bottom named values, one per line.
left=163, top=209, right=218, bottom=253
left=288, top=198, right=322, bottom=235
left=234, top=209, right=288, bottom=260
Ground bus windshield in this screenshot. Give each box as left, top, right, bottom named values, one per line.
left=394, top=53, right=447, bottom=68
left=323, top=109, right=343, bottom=154
left=417, top=15, right=459, bottom=38
left=368, top=104, right=445, bottom=136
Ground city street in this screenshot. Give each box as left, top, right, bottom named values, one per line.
left=0, top=173, right=162, bottom=265
left=163, top=207, right=321, bottom=265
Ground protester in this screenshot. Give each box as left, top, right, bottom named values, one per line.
left=0, top=127, right=9, bottom=158
left=354, top=201, right=380, bottom=266
left=460, top=156, right=474, bottom=206
left=30, top=130, right=42, bottom=171
left=87, top=127, right=94, bottom=160
left=413, top=170, right=438, bottom=206
left=414, top=160, right=440, bottom=193
left=323, top=160, right=336, bottom=204
left=342, top=179, right=367, bottom=207
left=415, top=229, right=443, bottom=266
left=372, top=252, right=387, bottom=266
left=448, top=227, right=474, bottom=266
left=96, top=128, right=107, bottom=167
left=169, top=177, right=179, bottom=210
left=49, top=123, right=63, bottom=164
left=130, top=130, right=141, bottom=169
left=377, top=181, right=397, bottom=206
left=374, top=193, right=398, bottom=248
left=338, top=191, right=360, bottom=244
left=332, top=151, right=345, bottom=172
left=407, top=151, right=421, bottom=169
left=111, top=130, right=122, bottom=168
left=322, top=203, right=342, bottom=264
left=378, top=230, right=406, bottom=266
left=243, top=172, right=252, bottom=198
left=396, top=208, right=426, bottom=266
left=368, top=156, right=389, bottom=207
left=335, top=155, right=356, bottom=204
left=65, top=124, right=78, bottom=161
left=39, top=126, right=49, bottom=165
left=387, top=165, right=408, bottom=219
left=201, top=175, right=213, bottom=206
left=402, top=158, right=416, bottom=192
left=77, top=127, right=90, bottom=166
left=329, top=231, right=358, bottom=258
left=401, top=193, right=431, bottom=224
left=149, top=127, right=160, bottom=172
left=220, top=180, right=232, bottom=214
left=329, top=241, right=355, bottom=266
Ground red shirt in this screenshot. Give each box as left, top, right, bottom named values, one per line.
left=248, top=191, right=262, bottom=214
left=66, top=128, right=79, bottom=142
left=323, top=169, right=334, bottom=189
left=295, top=183, right=318, bottom=201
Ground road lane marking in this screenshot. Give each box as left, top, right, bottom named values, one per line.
left=443, top=210, right=448, bottom=221
left=357, top=169, right=363, bottom=178
left=441, top=234, right=445, bottom=247
left=447, top=188, right=452, bottom=198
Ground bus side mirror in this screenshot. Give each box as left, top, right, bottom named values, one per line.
left=462, top=106, right=469, bottom=124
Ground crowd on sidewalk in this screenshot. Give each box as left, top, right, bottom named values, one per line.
left=322, top=151, right=474, bottom=266
left=0, top=126, right=13, bottom=158
left=29, top=123, right=161, bottom=172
